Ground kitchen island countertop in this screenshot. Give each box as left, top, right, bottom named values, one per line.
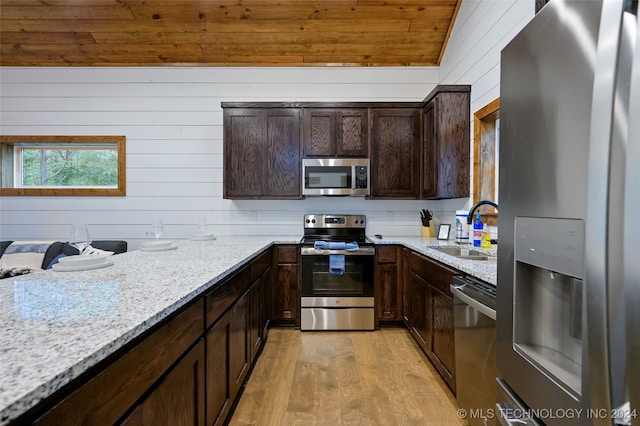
left=0, top=235, right=495, bottom=425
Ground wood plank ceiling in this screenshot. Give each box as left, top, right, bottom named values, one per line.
left=0, top=0, right=461, bottom=67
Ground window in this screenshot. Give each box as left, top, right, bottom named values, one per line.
left=473, top=98, right=499, bottom=226
left=0, top=136, right=126, bottom=196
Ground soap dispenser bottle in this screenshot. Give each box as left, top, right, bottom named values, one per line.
left=473, top=212, right=483, bottom=247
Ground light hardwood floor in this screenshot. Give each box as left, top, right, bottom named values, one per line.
left=229, top=328, right=468, bottom=426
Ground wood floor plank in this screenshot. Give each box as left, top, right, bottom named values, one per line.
left=229, top=328, right=467, bottom=425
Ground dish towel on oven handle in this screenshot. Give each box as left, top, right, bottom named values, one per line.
left=329, top=254, right=345, bottom=275
left=313, top=241, right=359, bottom=251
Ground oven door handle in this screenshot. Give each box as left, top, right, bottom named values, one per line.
left=300, top=247, right=376, bottom=256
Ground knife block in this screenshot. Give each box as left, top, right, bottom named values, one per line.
left=421, top=226, right=436, bottom=237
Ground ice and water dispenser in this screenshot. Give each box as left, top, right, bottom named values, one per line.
left=513, top=217, right=585, bottom=398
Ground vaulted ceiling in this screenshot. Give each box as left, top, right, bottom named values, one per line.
left=0, top=0, right=461, bottom=67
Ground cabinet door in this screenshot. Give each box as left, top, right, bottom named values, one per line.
left=409, top=271, right=432, bottom=355
left=370, top=108, right=420, bottom=198
left=375, top=245, right=401, bottom=322
left=230, top=292, right=250, bottom=397
left=430, top=285, right=456, bottom=393
left=223, top=108, right=301, bottom=199
left=421, top=90, right=470, bottom=199
left=422, top=101, right=438, bottom=198
left=249, top=278, right=263, bottom=364
left=401, top=248, right=412, bottom=327
left=434, top=91, right=470, bottom=199
left=271, top=245, right=299, bottom=325
left=303, top=109, right=336, bottom=156
left=223, top=109, right=262, bottom=198
left=206, top=312, right=232, bottom=426
left=123, top=339, right=205, bottom=426
left=336, top=109, right=368, bottom=157
left=263, top=109, right=302, bottom=197
left=261, top=265, right=271, bottom=338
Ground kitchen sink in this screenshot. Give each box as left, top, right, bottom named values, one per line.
left=429, top=246, right=493, bottom=261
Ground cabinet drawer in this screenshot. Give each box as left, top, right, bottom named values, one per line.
left=250, top=249, right=272, bottom=282
left=409, top=252, right=456, bottom=295
left=376, top=245, right=398, bottom=263
left=276, top=245, right=298, bottom=264
left=205, top=266, right=250, bottom=329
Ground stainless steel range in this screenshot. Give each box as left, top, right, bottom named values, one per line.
left=300, top=214, right=375, bottom=331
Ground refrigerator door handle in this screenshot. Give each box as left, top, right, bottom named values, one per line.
left=586, top=1, right=629, bottom=422
left=624, top=1, right=640, bottom=423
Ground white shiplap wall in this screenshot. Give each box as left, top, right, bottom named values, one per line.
left=440, top=0, right=534, bottom=112
left=0, top=0, right=535, bottom=248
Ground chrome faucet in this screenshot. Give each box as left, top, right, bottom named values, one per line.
left=467, top=200, right=499, bottom=224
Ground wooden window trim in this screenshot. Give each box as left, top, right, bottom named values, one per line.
left=473, top=98, right=500, bottom=226
left=0, top=135, right=126, bottom=196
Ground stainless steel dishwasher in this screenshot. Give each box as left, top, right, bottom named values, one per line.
left=451, top=275, right=497, bottom=426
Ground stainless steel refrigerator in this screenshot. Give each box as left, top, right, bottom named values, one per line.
left=497, top=1, right=639, bottom=425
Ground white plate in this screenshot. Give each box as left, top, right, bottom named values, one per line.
left=57, top=254, right=109, bottom=267
left=141, top=240, right=173, bottom=250
left=53, top=259, right=114, bottom=272
left=190, top=234, right=216, bottom=241
left=140, top=244, right=178, bottom=252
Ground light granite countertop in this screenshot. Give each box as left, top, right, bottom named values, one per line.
left=370, top=236, right=497, bottom=284
left=0, top=235, right=496, bottom=425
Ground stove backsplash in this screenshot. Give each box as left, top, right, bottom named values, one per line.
left=152, top=199, right=495, bottom=240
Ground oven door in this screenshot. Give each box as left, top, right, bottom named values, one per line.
left=300, top=247, right=375, bottom=298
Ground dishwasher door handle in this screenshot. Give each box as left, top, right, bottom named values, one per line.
left=450, top=284, right=496, bottom=320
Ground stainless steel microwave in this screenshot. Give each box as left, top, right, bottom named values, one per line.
left=302, top=158, right=370, bottom=196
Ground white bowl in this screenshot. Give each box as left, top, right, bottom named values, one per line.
left=141, top=240, right=172, bottom=250
left=57, top=254, right=109, bottom=267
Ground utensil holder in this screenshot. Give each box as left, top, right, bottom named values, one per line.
left=421, top=226, right=436, bottom=237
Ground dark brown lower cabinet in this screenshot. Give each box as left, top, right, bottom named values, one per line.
left=401, top=248, right=412, bottom=327
left=249, top=249, right=271, bottom=364
left=431, top=285, right=455, bottom=391
left=407, top=251, right=457, bottom=394
left=206, top=311, right=233, bottom=426
left=249, top=276, right=263, bottom=363
left=230, top=292, right=250, bottom=396
left=271, top=245, right=299, bottom=326
left=375, top=245, right=402, bottom=324
left=122, top=339, right=206, bottom=426
left=206, top=281, right=259, bottom=426
left=408, top=271, right=431, bottom=351
left=32, top=300, right=205, bottom=426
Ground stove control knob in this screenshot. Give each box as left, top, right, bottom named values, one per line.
left=312, top=219, right=316, bottom=224
left=305, top=219, right=310, bottom=224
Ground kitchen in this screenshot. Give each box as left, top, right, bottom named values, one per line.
left=1, top=0, right=638, bottom=425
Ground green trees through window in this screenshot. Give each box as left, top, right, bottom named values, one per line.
left=1, top=135, right=126, bottom=196
left=20, top=146, right=118, bottom=187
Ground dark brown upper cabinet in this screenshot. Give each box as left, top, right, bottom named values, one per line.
left=302, top=108, right=368, bottom=157
left=369, top=108, right=421, bottom=199
left=421, top=85, right=470, bottom=199
left=223, top=106, right=302, bottom=199
left=222, top=89, right=469, bottom=200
